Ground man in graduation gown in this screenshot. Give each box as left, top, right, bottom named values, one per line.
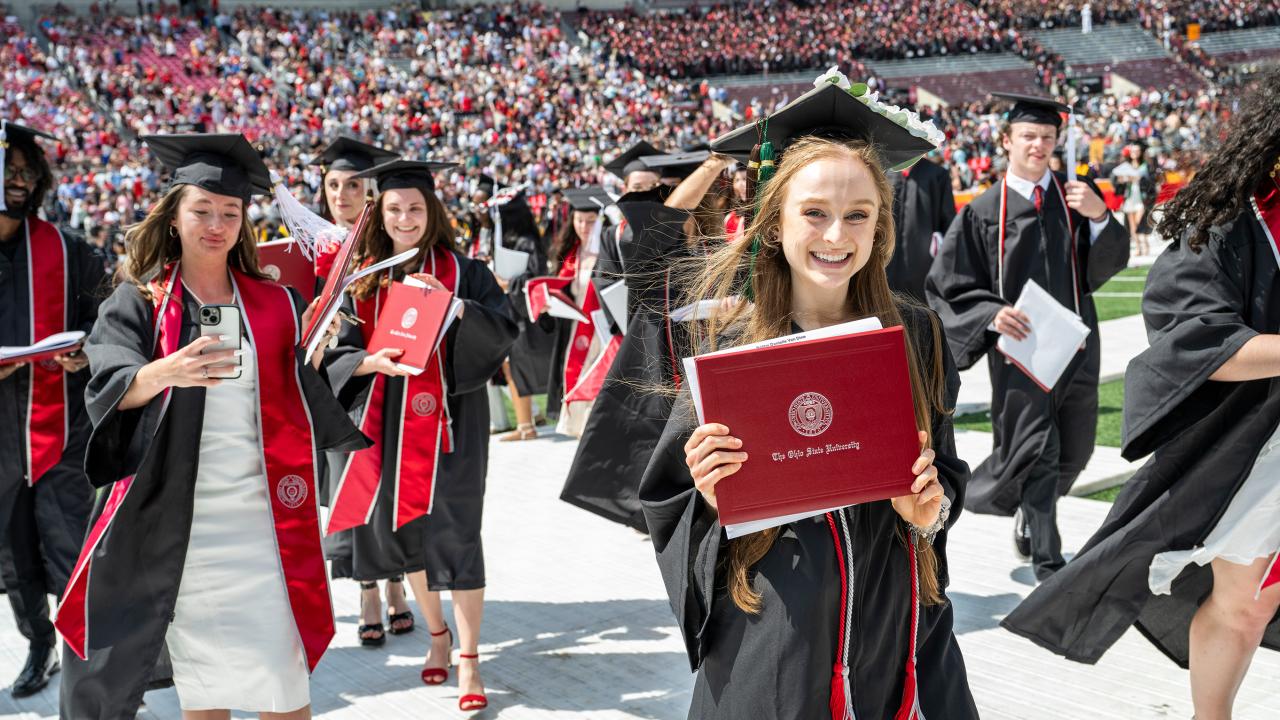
left=926, top=94, right=1129, bottom=580
left=0, top=122, right=103, bottom=697
left=887, top=155, right=955, bottom=302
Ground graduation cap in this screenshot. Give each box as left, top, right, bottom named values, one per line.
left=991, top=92, right=1070, bottom=129
left=352, top=158, right=458, bottom=194
left=639, top=150, right=711, bottom=180
left=563, top=186, right=612, bottom=212
left=471, top=173, right=497, bottom=197
left=604, top=140, right=665, bottom=179
left=312, top=136, right=400, bottom=173
left=711, top=82, right=940, bottom=173
left=142, top=133, right=272, bottom=202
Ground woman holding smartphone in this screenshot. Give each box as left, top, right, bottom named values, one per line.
left=324, top=158, right=518, bottom=712
left=640, top=77, right=978, bottom=718
left=56, top=133, right=366, bottom=719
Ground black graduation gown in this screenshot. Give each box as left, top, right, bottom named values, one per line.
left=61, top=282, right=368, bottom=720
left=1002, top=211, right=1280, bottom=667
left=886, top=159, right=956, bottom=303
left=0, top=221, right=103, bottom=644
left=560, top=200, right=694, bottom=531
left=502, top=229, right=557, bottom=397
left=925, top=174, right=1129, bottom=515
left=323, top=252, right=518, bottom=589
left=639, top=305, right=978, bottom=719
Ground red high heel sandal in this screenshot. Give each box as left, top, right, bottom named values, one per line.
left=457, top=653, right=488, bottom=712
left=420, top=626, right=453, bottom=685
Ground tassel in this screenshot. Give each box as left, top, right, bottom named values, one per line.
left=271, top=170, right=347, bottom=261
left=893, top=534, right=924, bottom=720
left=830, top=662, right=854, bottom=720
left=757, top=138, right=776, bottom=190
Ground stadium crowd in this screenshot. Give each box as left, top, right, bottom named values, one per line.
left=0, top=0, right=1264, bottom=272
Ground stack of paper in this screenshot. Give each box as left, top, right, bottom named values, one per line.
left=996, top=279, right=1091, bottom=392
left=1, top=331, right=87, bottom=364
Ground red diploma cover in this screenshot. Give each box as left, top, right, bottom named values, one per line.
left=366, top=281, right=458, bottom=374
left=694, top=326, right=919, bottom=527
left=258, top=239, right=317, bottom=303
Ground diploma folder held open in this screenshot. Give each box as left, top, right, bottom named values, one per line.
left=689, top=322, right=920, bottom=533
left=1, top=331, right=86, bottom=365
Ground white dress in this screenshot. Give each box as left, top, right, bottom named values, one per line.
left=165, top=331, right=311, bottom=711
left=1149, top=424, right=1280, bottom=595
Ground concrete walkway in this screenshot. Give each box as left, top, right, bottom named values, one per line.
left=2, top=428, right=1276, bottom=719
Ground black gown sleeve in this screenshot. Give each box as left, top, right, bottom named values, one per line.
left=320, top=295, right=374, bottom=411
left=905, top=304, right=970, bottom=528
left=1121, top=222, right=1260, bottom=459
left=81, top=284, right=161, bottom=489
left=447, top=257, right=519, bottom=396
left=933, top=169, right=957, bottom=237
left=638, top=390, right=723, bottom=672
left=70, top=236, right=109, bottom=335
left=925, top=204, right=1004, bottom=370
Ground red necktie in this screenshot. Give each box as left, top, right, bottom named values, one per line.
left=1033, top=185, right=1045, bottom=214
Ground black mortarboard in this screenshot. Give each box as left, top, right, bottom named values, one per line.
left=472, top=174, right=496, bottom=197
left=992, top=92, right=1070, bottom=128
left=2, top=121, right=56, bottom=145
left=604, top=140, right=665, bottom=179
left=640, top=150, right=711, bottom=180
left=312, top=136, right=399, bottom=173
left=142, top=133, right=273, bottom=202
left=711, top=83, right=938, bottom=172
left=563, top=186, right=612, bottom=212
left=352, top=158, right=457, bottom=194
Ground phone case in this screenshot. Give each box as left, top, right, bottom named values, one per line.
left=198, top=304, right=243, bottom=380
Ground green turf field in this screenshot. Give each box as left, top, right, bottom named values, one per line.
left=1093, top=265, right=1148, bottom=321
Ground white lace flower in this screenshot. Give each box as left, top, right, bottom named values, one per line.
left=814, top=66, right=852, bottom=91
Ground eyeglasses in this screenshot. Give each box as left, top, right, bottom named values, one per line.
left=4, top=166, right=39, bottom=184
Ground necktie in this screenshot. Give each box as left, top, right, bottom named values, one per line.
left=1033, top=185, right=1045, bottom=214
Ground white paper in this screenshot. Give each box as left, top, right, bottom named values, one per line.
left=1, top=330, right=86, bottom=361
left=599, top=280, right=627, bottom=335
left=590, top=309, right=612, bottom=347
left=304, top=247, right=420, bottom=361
left=547, top=294, right=589, bottom=323
left=996, top=279, right=1090, bottom=391
left=725, top=504, right=849, bottom=539
left=1065, top=114, right=1079, bottom=183
left=493, top=242, right=530, bottom=281
left=682, top=316, right=884, bottom=425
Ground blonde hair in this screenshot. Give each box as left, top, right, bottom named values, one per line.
left=685, top=137, right=949, bottom=613
left=122, top=185, right=266, bottom=294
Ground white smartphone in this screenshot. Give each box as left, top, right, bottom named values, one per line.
left=198, top=304, right=243, bottom=380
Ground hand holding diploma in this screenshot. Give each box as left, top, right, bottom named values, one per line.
left=356, top=347, right=413, bottom=377
left=992, top=305, right=1032, bottom=341
left=890, top=431, right=944, bottom=530
left=52, top=351, right=89, bottom=373
left=1064, top=180, right=1109, bottom=222
left=301, top=297, right=343, bottom=368
left=684, top=422, right=748, bottom=513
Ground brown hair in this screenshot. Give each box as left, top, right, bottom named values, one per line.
left=122, top=185, right=267, bottom=294
left=350, top=185, right=457, bottom=300
left=684, top=137, right=950, bottom=613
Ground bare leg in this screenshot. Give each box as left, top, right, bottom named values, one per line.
left=500, top=361, right=536, bottom=441
left=406, top=570, right=451, bottom=673
left=1126, top=211, right=1142, bottom=254
left=1189, top=556, right=1280, bottom=720
left=184, top=711, right=230, bottom=720
left=452, top=588, right=486, bottom=701
left=261, top=707, right=311, bottom=720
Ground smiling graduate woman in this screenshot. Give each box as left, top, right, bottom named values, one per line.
left=55, top=133, right=368, bottom=720
left=639, top=75, right=979, bottom=719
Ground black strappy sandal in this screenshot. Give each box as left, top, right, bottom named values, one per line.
left=385, top=575, right=415, bottom=635
left=358, top=581, right=386, bottom=647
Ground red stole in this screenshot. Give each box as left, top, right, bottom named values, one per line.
left=24, top=218, right=69, bottom=485
left=558, top=243, right=600, bottom=396
left=326, top=245, right=458, bottom=534
left=57, top=266, right=335, bottom=672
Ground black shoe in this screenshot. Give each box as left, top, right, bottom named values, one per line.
left=1013, top=509, right=1031, bottom=560
left=11, top=644, right=58, bottom=698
